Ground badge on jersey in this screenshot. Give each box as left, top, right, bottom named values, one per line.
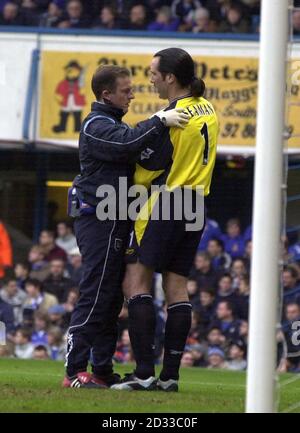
left=140, top=148, right=154, bottom=160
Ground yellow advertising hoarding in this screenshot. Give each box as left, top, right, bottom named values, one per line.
left=39, top=51, right=300, bottom=150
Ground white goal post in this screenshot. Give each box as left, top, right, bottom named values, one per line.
left=246, top=0, right=290, bottom=413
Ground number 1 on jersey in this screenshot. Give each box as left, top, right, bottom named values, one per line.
left=200, top=123, right=209, bottom=166
left=129, top=230, right=134, bottom=248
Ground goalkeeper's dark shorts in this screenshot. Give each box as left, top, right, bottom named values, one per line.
left=125, top=189, right=205, bottom=277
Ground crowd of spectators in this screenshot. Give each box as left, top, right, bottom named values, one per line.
left=0, top=216, right=300, bottom=373
left=182, top=218, right=300, bottom=372
left=0, top=221, right=81, bottom=360
left=0, top=1, right=300, bottom=35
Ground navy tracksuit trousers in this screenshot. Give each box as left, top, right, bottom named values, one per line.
left=65, top=214, right=129, bottom=377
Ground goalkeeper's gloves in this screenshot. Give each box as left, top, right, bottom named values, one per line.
left=153, top=108, right=189, bottom=129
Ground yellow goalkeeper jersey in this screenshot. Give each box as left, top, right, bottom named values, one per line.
left=134, top=94, right=219, bottom=196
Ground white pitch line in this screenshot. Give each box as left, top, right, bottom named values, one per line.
left=280, top=401, right=300, bottom=413
left=279, top=374, right=300, bottom=387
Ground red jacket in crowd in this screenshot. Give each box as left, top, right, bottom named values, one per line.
left=0, top=221, right=12, bottom=278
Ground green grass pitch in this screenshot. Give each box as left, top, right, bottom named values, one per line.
left=0, top=359, right=299, bottom=413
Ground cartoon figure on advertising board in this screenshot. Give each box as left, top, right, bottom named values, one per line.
left=52, top=60, right=86, bottom=133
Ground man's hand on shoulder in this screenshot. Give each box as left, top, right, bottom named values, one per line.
left=153, top=108, right=189, bottom=129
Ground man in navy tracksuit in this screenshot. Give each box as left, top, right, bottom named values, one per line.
left=63, top=65, right=188, bottom=388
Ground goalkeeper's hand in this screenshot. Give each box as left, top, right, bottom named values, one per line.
left=153, top=108, right=189, bottom=129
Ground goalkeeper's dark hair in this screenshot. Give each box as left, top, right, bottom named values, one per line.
left=154, top=47, right=205, bottom=97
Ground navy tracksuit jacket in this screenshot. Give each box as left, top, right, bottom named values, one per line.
left=66, top=101, right=165, bottom=377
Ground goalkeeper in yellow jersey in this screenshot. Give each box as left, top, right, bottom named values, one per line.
left=112, top=48, right=219, bottom=392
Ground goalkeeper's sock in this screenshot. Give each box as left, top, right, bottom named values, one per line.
left=128, top=294, right=156, bottom=380
left=160, top=302, right=192, bottom=381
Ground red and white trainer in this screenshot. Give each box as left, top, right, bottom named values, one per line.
left=62, top=372, right=108, bottom=389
